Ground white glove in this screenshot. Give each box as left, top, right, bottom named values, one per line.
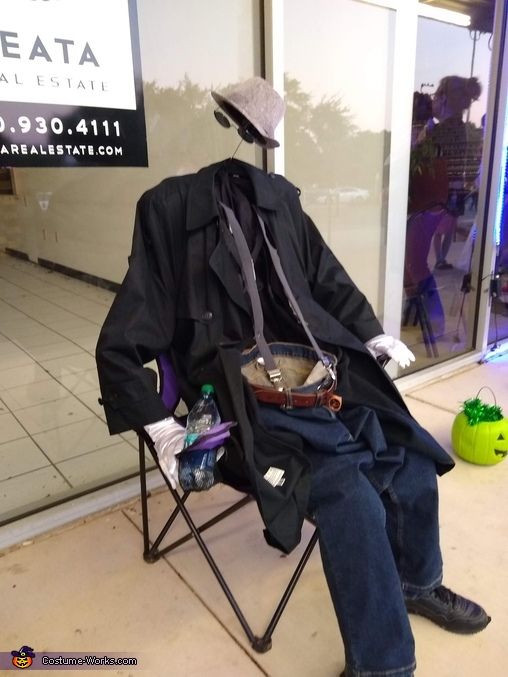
left=144, top=417, right=186, bottom=489
left=365, top=334, right=415, bottom=369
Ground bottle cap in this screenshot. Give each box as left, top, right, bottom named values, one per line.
left=201, top=384, right=215, bottom=394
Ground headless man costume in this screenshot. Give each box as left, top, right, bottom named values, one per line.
left=96, top=77, right=489, bottom=677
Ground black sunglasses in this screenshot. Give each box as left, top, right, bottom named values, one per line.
left=214, top=108, right=258, bottom=144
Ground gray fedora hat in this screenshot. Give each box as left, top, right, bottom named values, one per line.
left=211, top=76, right=285, bottom=149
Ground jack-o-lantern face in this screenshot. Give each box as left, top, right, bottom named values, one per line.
left=11, top=655, right=32, bottom=669
left=11, top=646, right=35, bottom=670
left=452, top=413, right=508, bottom=465
left=494, top=432, right=508, bottom=459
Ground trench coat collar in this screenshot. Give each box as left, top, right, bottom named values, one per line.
left=186, top=159, right=280, bottom=231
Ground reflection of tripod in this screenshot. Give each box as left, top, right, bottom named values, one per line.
left=452, top=272, right=472, bottom=344
left=403, top=291, right=439, bottom=358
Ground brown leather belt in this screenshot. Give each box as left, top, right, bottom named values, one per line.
left=251, top=383, right=342, bottom=411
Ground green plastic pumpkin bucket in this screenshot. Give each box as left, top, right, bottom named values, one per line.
left=451, top=391, right=508, bottom=466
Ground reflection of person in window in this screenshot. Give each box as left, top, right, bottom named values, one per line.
left=426, top=76, right=482, bottom=269
left=405, top=92, right=448, bottom=337
left=404, top=209, right=453, bottom=338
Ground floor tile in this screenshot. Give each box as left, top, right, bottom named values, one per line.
left=78, top=307, right=109, bottom=323
left=30, top=307, right=82, bottom=322
left=9, top=330, right=66, bottom=349
left=52, top=321, right=99, bottom=336
left=26, top=341, right=84, bottom=362
left=0, top=466, right=70, bottom=517
left=0, top=350, right=34, bottom=370
left=120, top=430, right=138, bottom=442
left=1, top=314, right=43, bottom=327
left=0, top=379, right=70, bottom=410
left=13, top=395, right=96, bottom=435
left=0, top=413, right=27, bottom=444
left=57, top=441, right=140, bottom=488
left=72, top=337, right=97, bottom=353
left=81, top=289, right=114, bottom=304
left=0, top=363, right=53, bottom=390
left=32, top=417, right=119, bottom=463
left=0, top=437, right=50, bottom=481
left=39, top=352, right=97, bottom=378
left=43, top=316, right=93, bottom=336
left=75, top=390, right=105, bottom=420
left=0, top=285, right=26, bottom=302
left=0, top=342, right=29, bottom=358
left=55, top=368, right=100, bottom=394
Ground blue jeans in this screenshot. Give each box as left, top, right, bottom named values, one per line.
left=258, top=404, right=443, bottom=677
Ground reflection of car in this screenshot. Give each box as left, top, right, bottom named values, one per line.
left=331, top=186, right=369, bottom=202
left=312, top=187, right=369, bottom=204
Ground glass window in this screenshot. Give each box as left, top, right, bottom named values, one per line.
left=283, top=0, right=396, bottom=316
left=401, top=13, right=494, bottom=372
left=488, top=106, right=508, bottom=346
left=0, top=0, right=261, bottom=524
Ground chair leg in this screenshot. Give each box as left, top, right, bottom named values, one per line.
left=138, top=436, right=151, bottom=556
left=253, top=527, right=320, bottom=652
left=138, top=434, right=320, bottom=652
left=169, top=491, right=320, bottom=653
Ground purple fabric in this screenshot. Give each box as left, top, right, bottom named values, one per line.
left=157, top=354, right=235, bottom=448
left=184, top=421, right=236, bottom=450
left=158, top=354, right=180, bottom=410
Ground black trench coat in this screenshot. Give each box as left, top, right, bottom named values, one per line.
left=96, top=158, right=453, bottom=553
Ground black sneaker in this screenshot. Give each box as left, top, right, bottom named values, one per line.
left=405, top=585, right=491, bottom=634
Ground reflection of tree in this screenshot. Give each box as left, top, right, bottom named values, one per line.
left=16, top=72, right=393, bottom=212
left=143, top=75, right=221, bottom=171
left=7, top=73, right=397, bottom=291
left=141, top=73, right=389, bottom=194
left=284, top=74, right=355, bottom=187
left=284, top=74, right=388, bottom=195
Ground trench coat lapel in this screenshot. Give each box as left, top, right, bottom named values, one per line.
left=185, top=159, right=282, bottom=315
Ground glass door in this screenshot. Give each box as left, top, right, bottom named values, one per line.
left=488, top=106, right=508, bottom=346
left=400, top=5, right=495, bottom=372
left=282, top=0, right=399, bottom=317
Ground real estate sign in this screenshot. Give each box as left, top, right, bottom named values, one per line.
left=0, top=0, right=148, bottom=167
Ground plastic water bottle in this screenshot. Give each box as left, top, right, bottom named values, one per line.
left=178, top=384, right=220, bottom=491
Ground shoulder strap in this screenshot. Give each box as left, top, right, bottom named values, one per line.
left=219, top=201, right=283, bottom=386
left=219, top=201, right=335, bottom=385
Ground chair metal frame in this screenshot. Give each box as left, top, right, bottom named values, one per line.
left=138, top=428, right=319, bottom=654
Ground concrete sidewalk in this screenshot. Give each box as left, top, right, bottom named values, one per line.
left=2, top=356, right=507, bottom=676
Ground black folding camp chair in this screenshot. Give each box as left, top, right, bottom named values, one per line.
left=137, top=353, right=319, bottom=653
